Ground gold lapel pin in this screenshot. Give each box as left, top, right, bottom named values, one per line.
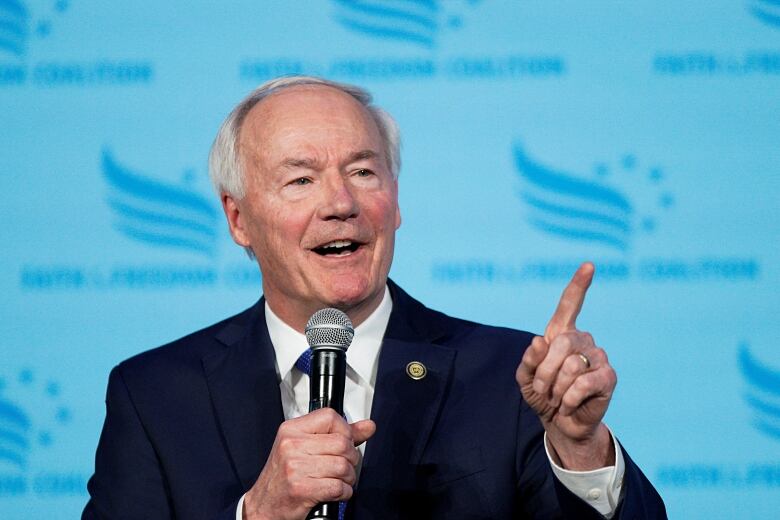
left=406, top=361, right=427, bottom=380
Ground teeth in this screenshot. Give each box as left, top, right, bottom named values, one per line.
left=322, top=240, right=352, bottom=249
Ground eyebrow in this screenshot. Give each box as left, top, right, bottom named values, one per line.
left=348, top=149, right=379, bottom=163
left=278, top=150, right=380, bottom=170
left=280, top=157, right=319, bottom=170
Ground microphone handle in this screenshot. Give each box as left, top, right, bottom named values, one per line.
left=307, top=348, right=347, bottom=520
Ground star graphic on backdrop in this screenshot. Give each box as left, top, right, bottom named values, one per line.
left=39, top=431, right=53, bottom=446
left=46, top=381, right=61, bottom=397
left=19, top=369, right=34, bottom=385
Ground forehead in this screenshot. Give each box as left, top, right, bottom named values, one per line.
left=239, top=85, right=383, bottom=160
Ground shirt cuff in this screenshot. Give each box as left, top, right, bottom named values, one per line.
left=544, top=428, right=625, bottom=518
left=236, top=493, right=246, bottom=520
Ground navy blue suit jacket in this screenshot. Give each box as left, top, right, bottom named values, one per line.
left=84, top=281, right=665, bottom=519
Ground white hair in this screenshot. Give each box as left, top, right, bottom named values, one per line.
left=208, top=75, right=401, bottom=199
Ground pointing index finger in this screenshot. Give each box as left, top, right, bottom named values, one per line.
left=544, top=262, right=595, bottom=342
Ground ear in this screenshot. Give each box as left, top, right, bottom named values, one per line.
left=394, top=181, right=402, bottom=230
left=221, top=193, right=252, bottom=247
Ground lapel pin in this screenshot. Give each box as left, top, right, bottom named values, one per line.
left=406, top=361, right=427, bottom=380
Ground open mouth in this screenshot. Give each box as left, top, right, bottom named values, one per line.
left=312, top=240, right=362, bottom=257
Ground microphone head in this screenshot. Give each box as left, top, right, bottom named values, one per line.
left=305, top=308, right=354, bottom=351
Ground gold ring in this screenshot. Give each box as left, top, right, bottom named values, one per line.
left=577, top=353, right=591, bottom=369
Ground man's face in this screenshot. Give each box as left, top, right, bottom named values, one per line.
left=222, top=85, right=401, bottom=330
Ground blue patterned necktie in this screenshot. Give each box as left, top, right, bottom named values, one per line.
left=295, top=349, right=347, bottom=520
left=295, top=348, right=313, bottom=378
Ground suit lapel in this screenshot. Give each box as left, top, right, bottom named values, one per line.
left=357, top=282, right=455, bottom=497
left=201, top=301, right=284, bottom=491
left=198, top=284, right=455, bottom=505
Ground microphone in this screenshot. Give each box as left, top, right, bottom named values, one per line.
left=304, top=308, right=354, bottom=520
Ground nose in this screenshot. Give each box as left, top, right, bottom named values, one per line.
left=316, top=172, right=359, bottom=221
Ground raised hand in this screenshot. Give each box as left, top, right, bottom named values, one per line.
left=516, top=262, right=617, bottom=470
left=243, top=408, right=376, bottom=520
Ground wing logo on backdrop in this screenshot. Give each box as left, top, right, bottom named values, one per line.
left=19, top=150, right=261, bottom=291
left=102, top=149, right=219, bottom=259
left=330, top=0, right=478, bottom=48
left=514, top=143, right=673, bottom=252
left=748, top=0, right=780, bottom=28
left=739, top=343, right=780, bottom=441
left=0, top=0, right=69, bottom=59
left=0, top=0, right=28, bottom=58
left=242, top=1, right=564, bottom=82
left=0, top=368, right=73, bottom=490
left=0, top=396, right=30, bottom=470
left=0, top=1, right=153, bottom=87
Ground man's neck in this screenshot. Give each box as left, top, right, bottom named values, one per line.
left=264, top=287, right=387, bottom=333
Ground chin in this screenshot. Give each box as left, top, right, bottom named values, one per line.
left=321, top=275, right=378, bottom=309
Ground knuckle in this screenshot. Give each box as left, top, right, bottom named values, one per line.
left=277, top=436, right=296, bottom=453
left=562, top=391, right=580, bottom=409
left=574, top=375, right=594, bottom=394
left=313, top=407, right=337, bottom=423
left=536, top=365, right=554, bottom=381
left=325, top=480, right=343, bottom=500
left=562, top=356, right=580, bottom=376
left=336, top=457, right=352, bottom=477
left=349, top=447, right=360, bottom=465
left=526, top=338, right=546, bottom=361
left=339, top=435, right=353, bottom=453
left=288, top=479, right=305, bottom=499
left=550, top=384, right=565, bottom=403
left=277, top=421, right=293, bottom=436
left=282, top=459, right=297, bottom=480
left=607, top=367, right=618, bottom=387
left=553, top=334, right=573, bottom=352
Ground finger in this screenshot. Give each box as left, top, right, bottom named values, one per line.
left=558, top=367, right=616, bottom=417
left=517, top=336, right=549, bottom=386
left=293, top=408, right=351, bottom=436
left=532, top=332, right=579, bottom=395
left=550, top=352, right=595, bottom=408
left=350, top=419, right=376, bottom=446
left=311, top=478, right=354, bottom=504
left=544, top=262, right=595, bottom=342
left=304, top=455, right=357, bottom=485
left=301, top=433, right=360, bottom=465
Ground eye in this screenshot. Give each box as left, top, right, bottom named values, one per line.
left=354, top=169, right=374, bottom=177
left=290, top=177, right=312, bottom=186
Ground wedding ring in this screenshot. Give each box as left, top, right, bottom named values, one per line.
left=577, top=353, right=591, bottom=369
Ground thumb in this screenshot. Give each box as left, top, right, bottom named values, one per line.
left=350, top=419, right=376, bottom=446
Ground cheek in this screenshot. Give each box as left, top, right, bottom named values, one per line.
left=367, top=199, right=400, bottom=245
left=249, top=197, right=308, bottom=239
left=262, top=216, right=305, bottom=255
left=367, top=192, right=399, bottom=225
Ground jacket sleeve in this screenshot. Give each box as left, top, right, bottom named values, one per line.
left=609, top=446, right=667, bottom=519
left=548, top=443, right=668, bottom=519
left=82, top=366, right=173, bottom=519
left=515, top=400, right=667, bottom=519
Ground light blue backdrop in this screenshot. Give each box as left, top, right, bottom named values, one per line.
left=1, top=1, right=779, bottom=518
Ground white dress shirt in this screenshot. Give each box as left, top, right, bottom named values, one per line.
left=237, top=286, right=623, bottom=518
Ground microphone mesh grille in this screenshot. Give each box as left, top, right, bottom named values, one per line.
left=305, top=308, right=354, bottom=350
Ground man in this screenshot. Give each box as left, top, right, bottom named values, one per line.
left=83, top=76, right=665, bottom=519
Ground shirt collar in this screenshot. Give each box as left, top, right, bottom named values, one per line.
left=265, top=286, right=393, bottom=387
